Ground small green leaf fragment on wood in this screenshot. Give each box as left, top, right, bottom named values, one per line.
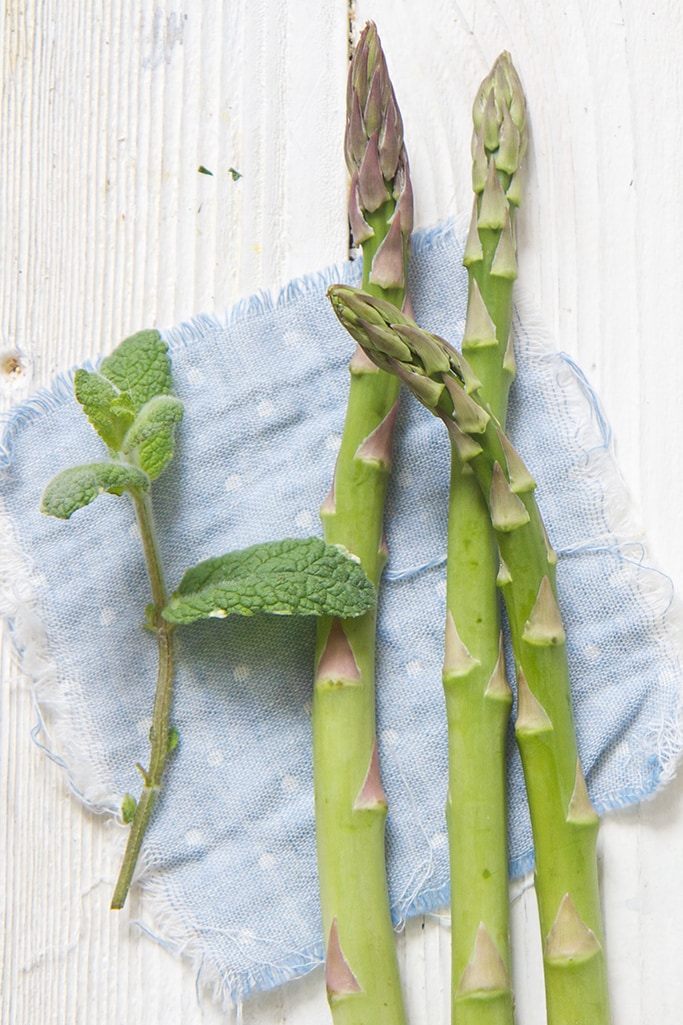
left=197, top=165, right=214, bottom=175
left=99, top=330, right=172, bottom=413
left=228, top=167, right=243, bottom=181
left=121, top=395, right=184, bottom=480
left=121, top=794, right=137, bottom=823
left=74, top=369, right=135, bottom=450
left=41, top=462, right=150, bottom=519
left=162, top=537, right=376, bottom=624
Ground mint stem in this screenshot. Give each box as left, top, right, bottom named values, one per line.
left=111, top=492, right=175, bottom=910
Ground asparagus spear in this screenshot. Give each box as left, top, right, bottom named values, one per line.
left=436, top=52, right=528, bottom=1025
left=328, top=287, right=612, bottom=1025
left=313, top=23, right=411, bottom=1025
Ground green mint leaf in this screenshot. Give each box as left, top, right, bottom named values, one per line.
left=121, top=794, right=137, bottom=824
left=121, top=395, right=184, bottom=480
left=74, top=369, right=135, bottom=450
left=99, top=330, right=172, bottom=413
left=168, top=727, right=179, bottom=752
left=41, top=462, right=150, bottom=519
left=162, top=537, right=376, bottom=624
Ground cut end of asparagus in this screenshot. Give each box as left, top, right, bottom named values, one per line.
left=326, top=918, right=363, bottom=999
left=522, top=576, right=566, bottom=647
left=353, top=740, right=388, bottom=811
left=316, top=619, right=362, bottom=688
left=544, top=894, right=602, bottom=966
left=456, top=922, right=511, bottom=998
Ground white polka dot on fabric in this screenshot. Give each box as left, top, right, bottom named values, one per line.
left=405, top=659, right=423, bottom=677
left=325, top=433, right=342, bottom=451
left=281, top=775, right=299, bottom=793
left=233, top=664, right=251, bottom=683
left=283, top=330, right=303, bottom=348
left=381, top=728, right=399, bottom=747
left=430, top=832, right=448, bottom=850
left=136, top=717, right=153, bottom=738
left=257, top=398, right=275, bottom=417
left=434, top=579, right=447, bottom=599
left=207, top=749, right=224, bottom=768
left=184, top=828, right=204, bottom=848
left=224, top=474, right=243, bottom=493
left=186, top=366, right=204, bottom=386
left=259, top=852, right=276, bottom=870
left=99, top=606, right=116, bottom=626
left=583, top=643, right=601, bottom=663
left=295, top=510, right=313, bottom=529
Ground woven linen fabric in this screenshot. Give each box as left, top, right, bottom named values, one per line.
left=1, top=219, right=681, bottom=1003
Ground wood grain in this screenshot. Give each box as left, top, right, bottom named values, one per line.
left=2, top=1, right=683, bottom=1022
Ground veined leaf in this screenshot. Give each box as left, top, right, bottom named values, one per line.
left=74, top=369, right=135, bottom=450
left=41, top=462, right=150, bottom=519
left=99, top=330, right=172, bottom=413
left=121, top=395, right=184, bottom=480
left=162, top=537, right=376, bottom=624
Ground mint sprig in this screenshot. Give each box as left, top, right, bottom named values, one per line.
left=41, top=327, right=376, bottom=912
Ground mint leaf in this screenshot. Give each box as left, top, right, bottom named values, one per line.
left=41, top=462, right=150, bottom=519
left=99, top=330, right=172, bottom=413
left=121, top=395, right=184, bottom=480
left=163, top=537, right=376, bottom=624
left=74, top=369, right=135, bottom=450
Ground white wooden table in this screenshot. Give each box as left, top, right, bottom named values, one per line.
left=2, top=2, right=683, bottom=1022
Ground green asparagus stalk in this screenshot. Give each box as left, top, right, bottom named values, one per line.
left=328, top=287, right=612, bottom=1025
left=313, top=22, right=411, bottom=1025
left=436, top=52, right=529, bottom=1025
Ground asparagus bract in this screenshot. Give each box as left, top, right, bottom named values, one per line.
left=313, top=23, right=411, bottom=1025
left=328, top=287, right=612, bottom=1025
